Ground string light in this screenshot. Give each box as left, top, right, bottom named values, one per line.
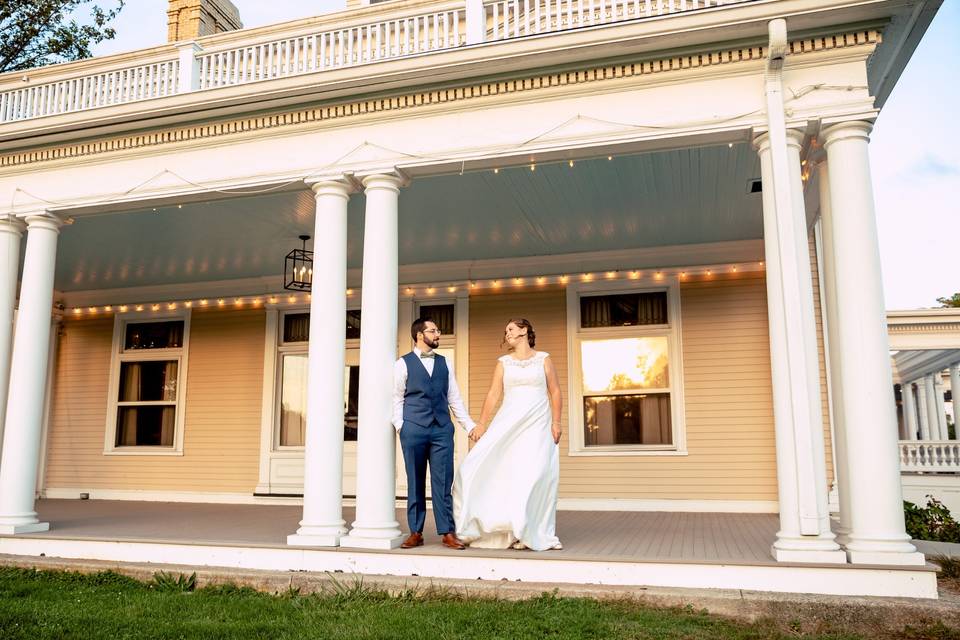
left=568, top=160, right=574, bottom=168
left=530, top=163, right=536, bottom=172
left=607, top=155, right=613, bottom=161
left=61, top=264, right=766, bottom=318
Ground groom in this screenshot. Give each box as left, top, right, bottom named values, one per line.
left=392, top=318, right=476, bottom=550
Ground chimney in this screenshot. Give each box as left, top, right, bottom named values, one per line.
left=167, top=0, right=243, bottom=43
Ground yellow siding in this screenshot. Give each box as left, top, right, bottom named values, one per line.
left=468, top=275, right=780, bottom=501
left=44, top=309, right=265, bottom=493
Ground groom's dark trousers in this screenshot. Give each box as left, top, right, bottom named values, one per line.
left=398, top=351, right=456, bottom=535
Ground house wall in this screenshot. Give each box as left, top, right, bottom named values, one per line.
left=43, top=270, right=833, bottom=505
left=43, top=309, right=265, bottom=494
left=467, top=273, right=781, bottom=502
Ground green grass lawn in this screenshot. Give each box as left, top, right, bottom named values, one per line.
left=0, top=567, right=952, bottom=640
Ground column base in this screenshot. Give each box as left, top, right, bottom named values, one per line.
left=0, top=521, right=50, bottom=535
left=287, top=533, right=341, bottom=547
left=846, top=549, right=927, bottom=566
left=771, top=545, right=848, bottom=564
left=339, top=533, right=405, bottom=550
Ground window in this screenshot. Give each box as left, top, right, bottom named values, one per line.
left=568, top=282, right=685, bottom=455
left=276, top=310, right=360, bottom=447
left=418, top=304, right=455, bottom=336
left=106, top=314, right=190, bottom=454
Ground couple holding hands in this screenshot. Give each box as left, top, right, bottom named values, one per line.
left=392, top=317, right=563, bottom=551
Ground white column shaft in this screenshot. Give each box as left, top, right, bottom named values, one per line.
left=916, top=379, right=931, bottom=440
left=934, top=374, right=948, bottom=439
left=822, top=121, right=922, bottom=565
left=902, top=383, right=918, bottom=441
left=0, top=214, right=61, bottom=534
left=755, top=130, right=842, bottom=563
left=341, top=174, right=404, bottom=550
left=924, top=375, right=941, bottom=441
left=950, top=364, right=960, bottom=439
left=817, top=159, right=852, bottom=543
left=0, top=218, right=25, bottom=456
left=288, top=180, right=352, bottom=547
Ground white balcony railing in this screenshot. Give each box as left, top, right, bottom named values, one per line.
left=0, top=0, right=751, bottom=124
left=900, top=441, right=960, bottom=473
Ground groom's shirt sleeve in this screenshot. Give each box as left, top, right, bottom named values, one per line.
left=392, top=358, right=407, bottom=433
left=447, top=369, right=476, bottom=432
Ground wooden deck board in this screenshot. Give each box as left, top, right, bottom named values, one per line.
left=26, top=499, right=790, bottom=566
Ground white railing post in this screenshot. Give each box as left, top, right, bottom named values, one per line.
left=177, top=42, right=203, bottom=93
left=466, top=0, right=486, bottom=44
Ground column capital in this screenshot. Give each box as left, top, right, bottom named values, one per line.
left=821, top=121, right=873, bottom=148
left=19, top=213, right=65, bottom=233
left=305, top=177, right=354, bottom=199
left=360, top=171, right=408, bottom=192
left=751, top=128, right=806, bottom=153
left=0, top=216, right=26, bottom=235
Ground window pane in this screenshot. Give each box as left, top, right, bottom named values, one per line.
left=583, top=394, right=672, bottom=446
left=580, top=292, right=667, bottom=328
left=418, top=304, right=455, bottom=336
left=283, top=314, right=310, bottom=343
left=581, top=337, right=669, bottom=393
left=118, top=361, right=178, bottom=402
left=283, top=311, right=362, bottom=342
left=124, top=321, right=183, bottom=350
left=279, top=354, right=308, bottom=446
left=116, top=406, right=176, bottom=447
left=279, top=355, right=360, bottom=446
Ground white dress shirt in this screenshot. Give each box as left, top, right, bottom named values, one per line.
left=392, top=347, right=476, bottom=433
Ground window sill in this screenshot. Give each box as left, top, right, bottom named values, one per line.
left=566, top=448, right=688, bottom=457
left=103, top=449, right=184, bottom=457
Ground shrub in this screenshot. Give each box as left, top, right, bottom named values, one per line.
left=904, top=496, right=960, bottom=543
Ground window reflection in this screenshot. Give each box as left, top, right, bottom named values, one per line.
left=580, top=337, right=669, bottom=394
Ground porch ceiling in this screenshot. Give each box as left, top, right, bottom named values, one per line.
left=50, top=143, right=762, bottom=292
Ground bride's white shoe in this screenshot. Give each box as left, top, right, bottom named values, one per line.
left=511, top=540, right=528, bottom=550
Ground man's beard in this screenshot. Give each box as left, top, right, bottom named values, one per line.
left=424, top=336, right=440, bottom=350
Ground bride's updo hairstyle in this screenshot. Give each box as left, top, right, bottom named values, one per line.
left=504, top=318, right=536, bottom=349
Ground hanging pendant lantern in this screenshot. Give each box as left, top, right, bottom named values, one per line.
left=284, top=234, right=313, bottom=291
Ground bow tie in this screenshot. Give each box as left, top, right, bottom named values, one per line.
left=419, top=352, right=435, bottom=359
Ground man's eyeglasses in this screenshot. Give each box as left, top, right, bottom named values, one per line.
left=423, top=328, right=442, bottom=336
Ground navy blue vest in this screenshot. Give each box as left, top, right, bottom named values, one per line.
left=402, top=352, right=454, bottom=428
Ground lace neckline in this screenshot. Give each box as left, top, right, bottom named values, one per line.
left=502, top=351, right=546, bottom=367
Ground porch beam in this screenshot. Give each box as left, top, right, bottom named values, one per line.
left=0, top=212, right=62, bottom=534
left=820, top=120, right=923, bottom=565
left=340, top=172, right=405, bottom=550
left=287, top=178, right=353, bottom=547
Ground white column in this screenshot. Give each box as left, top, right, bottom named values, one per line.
left=0, top=217, right=25, bottom=456
left=923, top=375, right=941, bottom=441
left=288, top=179, right=353, bottom=547
left=817, top=159, right=853, bottom=544
left=821, top=121, right=923, bottom=565
left=916, top=379, right=931, bottom=440
left=755, top=130, right=844, bottom=563
left=902, top=382, right=919, bottom=441
left=0, top=213, right=62, bottom=534
left=934, top=373, right=948, bottom=439
left=340, top=173, right=404, bottom=550
left=950, top=363, right=960, bottom=439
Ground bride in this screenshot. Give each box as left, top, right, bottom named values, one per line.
left=453, top=318, right=563, bottom=550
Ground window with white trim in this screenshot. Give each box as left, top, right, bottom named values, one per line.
left=106, top=314, right=190, bottom=453
left=568, top=282, right=685, bottom=454
left=276, top=310, right=361, bottom=448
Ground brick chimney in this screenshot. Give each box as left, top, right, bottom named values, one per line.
left=167, top=0, right=243, bottom=42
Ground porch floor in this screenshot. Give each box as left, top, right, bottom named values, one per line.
left=0, top=500, right=940, bottom=598
left=25, top=499, right=782, bottom=565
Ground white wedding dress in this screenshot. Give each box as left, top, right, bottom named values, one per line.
left=453, top=351, right=561, bottom=551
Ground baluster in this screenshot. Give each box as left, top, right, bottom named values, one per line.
left=565, top=0, right=573, bottom=28
left=0, top=93, right=8, bottom=122
left=493, top=3, right=501, bottom=39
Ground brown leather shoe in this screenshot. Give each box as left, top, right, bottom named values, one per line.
left=400, top=532, right=423, bottom=549
left=441, top=533, right=466, bottom=550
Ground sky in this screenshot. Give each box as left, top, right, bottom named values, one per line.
left=91, top=0, right=959, bottom=310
